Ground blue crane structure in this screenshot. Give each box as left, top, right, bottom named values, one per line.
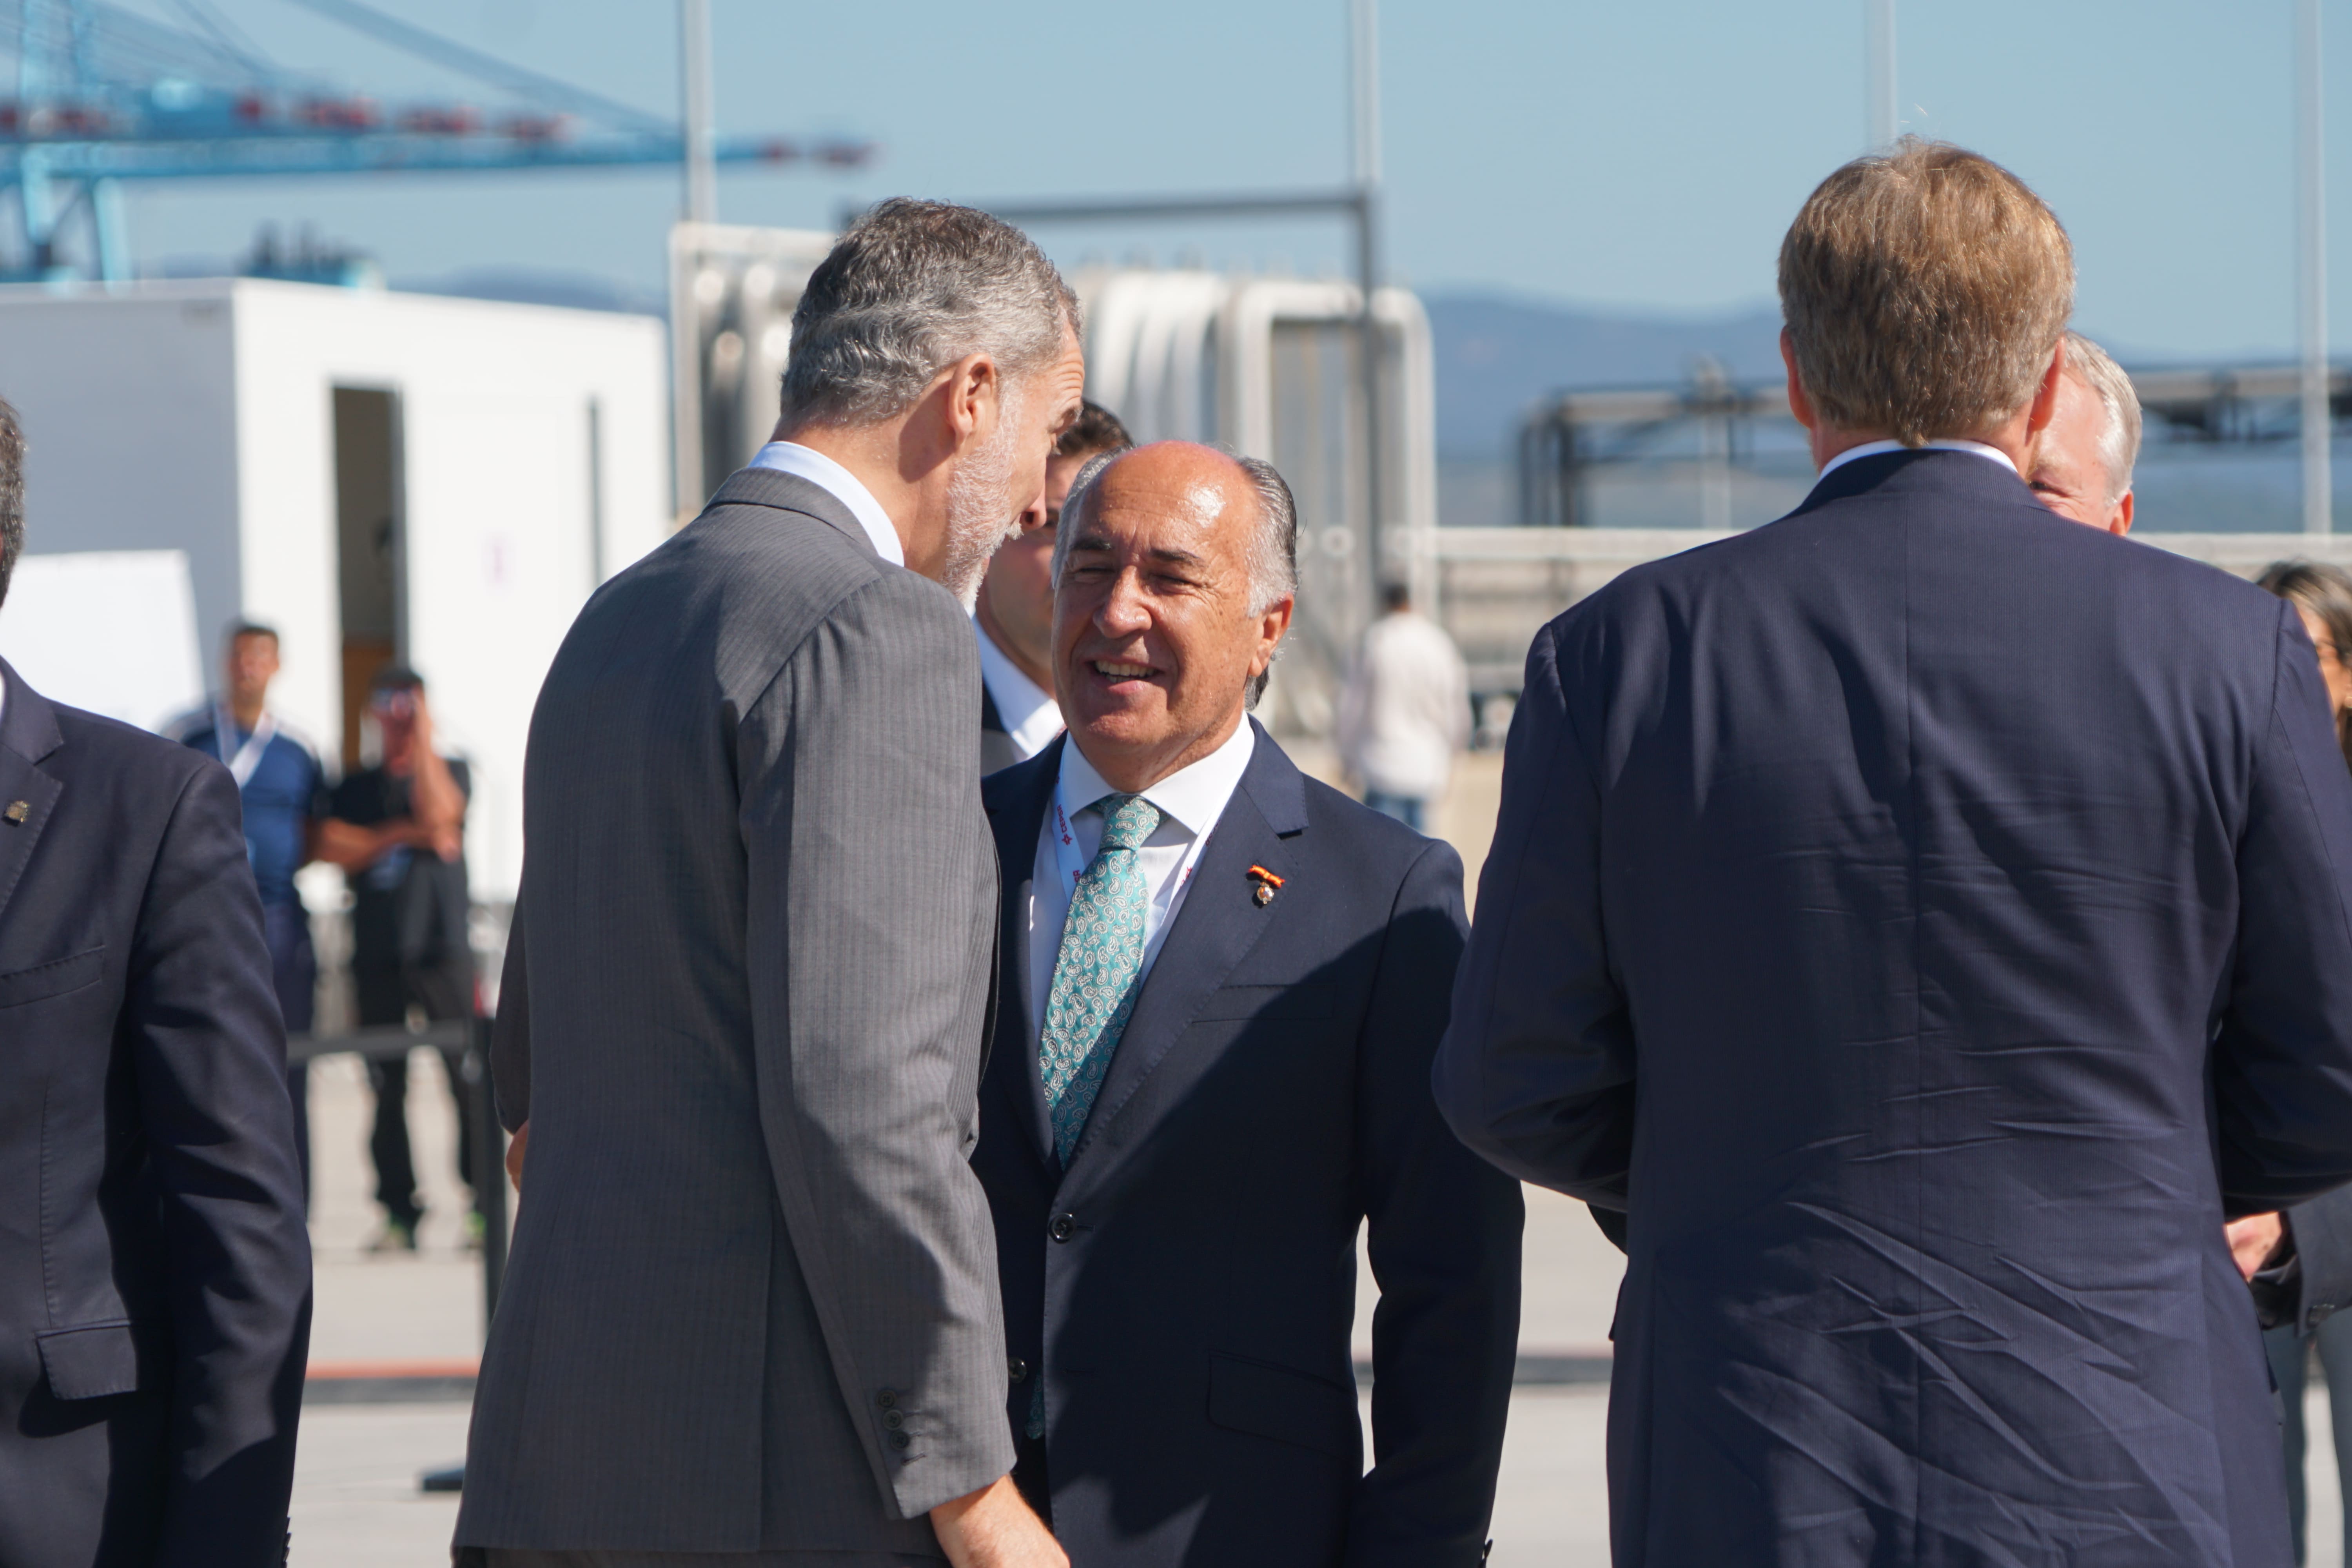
left=0, top=0, right=869, bottom=281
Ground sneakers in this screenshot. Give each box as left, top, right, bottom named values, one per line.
left=365, top=1218, right=418, bottom=1254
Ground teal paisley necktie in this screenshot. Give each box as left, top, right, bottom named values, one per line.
left=1037, top=792, right=1163, bottom=1168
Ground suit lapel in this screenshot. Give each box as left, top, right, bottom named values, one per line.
left=1060, top=725, right=1308, bottom=1189
left=0, top=660, right=66, bottom=932
left=984, top=742, right=1061, bottom=1170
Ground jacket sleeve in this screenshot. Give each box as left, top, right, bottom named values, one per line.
left=490, top=913, right=530, bottom=1132
left=2285, top=1189, right=2352, bottom=1333
left=128, top=761, right=313, bottom=1567
left=1432, top=616, right=1637, bottom=1207
left=2214, top=602, right=2352, bottom=1214
left=1350, top=838, right=1524, bottom=1568
left=739, top=569, right=1013, bottom=1520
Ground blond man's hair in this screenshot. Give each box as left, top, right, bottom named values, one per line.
left=1779, top=138, right=2074, bottom=446
left=2061, top=330, right=2142, bottom=503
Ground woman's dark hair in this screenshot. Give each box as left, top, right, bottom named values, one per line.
left=2259, top=558, right=2352, bottom=771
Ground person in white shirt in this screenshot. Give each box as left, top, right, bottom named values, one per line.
left=1336, top=581, right=1470, bottom=832
left=976, top=400, right=1130, bottom=773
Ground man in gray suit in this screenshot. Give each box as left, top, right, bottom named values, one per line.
left=455, top=198, right=1087, bottom=1568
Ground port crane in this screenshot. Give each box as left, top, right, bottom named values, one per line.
left=0, top=0, right=869, bottom=281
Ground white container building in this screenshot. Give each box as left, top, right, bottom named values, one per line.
left=0, top=279, right=669, bottom=900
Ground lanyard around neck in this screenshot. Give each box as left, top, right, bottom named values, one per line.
left=212, top=703, right=276, bottom=789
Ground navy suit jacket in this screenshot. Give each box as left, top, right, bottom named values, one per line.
left=974, top=725, right=1523, bottom=1568
left=0, top=661, right=312, bottom=1565
left=1436, top=450, right=2352, bottom=1567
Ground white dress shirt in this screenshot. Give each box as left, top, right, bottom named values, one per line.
left=746, top=440, right=905, bottom=566
left=974, top=620, right=1064, bottom=762
left=1026, top=719, right=1257, bottom=1037
left=1816, top=437, right=2018, bottom=481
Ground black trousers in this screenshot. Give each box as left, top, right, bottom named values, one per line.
left=356, top=962, right=478, bottom=1228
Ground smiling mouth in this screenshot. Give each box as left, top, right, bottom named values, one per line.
left=1090, top=659, right=1158, bottom=681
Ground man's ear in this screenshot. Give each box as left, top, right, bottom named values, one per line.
left=1250, top=596, right=1296, bottom=678
left=944, top=352, right=1002, bottom=447
left=2026, top=339, right=2067, bottom=436
left=2111, top=489, right=2134, bottom=537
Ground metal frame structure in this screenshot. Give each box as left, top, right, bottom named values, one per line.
left=0, top=0, right=870, bottom=281
left=1518, top=360, right=2352, bottom=532
left=971, top=187, right=1391, bottom=598
left=667, top=219, right=832, bottom=519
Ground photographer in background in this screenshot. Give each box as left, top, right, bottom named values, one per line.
left=314, top=665, right=478, bottom=1251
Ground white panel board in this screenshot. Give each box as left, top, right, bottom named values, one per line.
left=0, top=549, right=203, bottom=731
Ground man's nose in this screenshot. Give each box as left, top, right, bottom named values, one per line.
left=1094, top=572, right=1152, bottom=635
left=1013, top=488, right=1049, bottom=535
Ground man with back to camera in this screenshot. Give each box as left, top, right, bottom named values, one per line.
left=178, top=621, right=331, bottom=1197
left=970, top=441, right=1523, bottom=1566
left=458, top=199, right=1085, bottom=1568
left=977, top=399, right=1130, bottom=772
left=314, top=664, right=480, bottom=1251
left=1435, top=139, right=2352, bottom=1565
left=0, top=397, right=312, bottom=1563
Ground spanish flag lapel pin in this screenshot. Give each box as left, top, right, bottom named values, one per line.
left=1246, top=865, right=1284, bottom=907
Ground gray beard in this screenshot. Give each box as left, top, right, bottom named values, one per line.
left=940, top=402, right=1025, bottom=607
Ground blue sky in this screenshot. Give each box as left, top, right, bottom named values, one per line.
left=103, top=1, right=2340, bottom=359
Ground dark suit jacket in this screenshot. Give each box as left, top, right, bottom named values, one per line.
left=2266, top=1190, right=2352, bottom=1334
left=974, top=726, right=1523, bottom=1568
left=462, top=467, right=1008, bottom=1555
left=1436, top=450, right=2352, bottom=1568
left=0, top=661, right=311, bottom=1566
left=980, top=677, right=1023, bottom=776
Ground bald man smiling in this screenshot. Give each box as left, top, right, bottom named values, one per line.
left=969, top=443, right=1523, bottom=1567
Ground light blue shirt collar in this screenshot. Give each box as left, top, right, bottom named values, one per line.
left=747, top=441, right=905, bottom=567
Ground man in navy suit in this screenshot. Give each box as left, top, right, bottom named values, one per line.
left=1437, top=139, right=2352, bottom=1567
left=973, top=441, right=1522, bottom=1566
left=0, top=397, right=312, bottom=1563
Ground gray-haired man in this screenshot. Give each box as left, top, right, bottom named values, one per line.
left=456, top=199, right=1084, bottom=1568
left=2024, top=328, right=2140, bottom=535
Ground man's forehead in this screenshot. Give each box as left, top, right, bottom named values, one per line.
left=1081, top=458, right=1249, bottom=544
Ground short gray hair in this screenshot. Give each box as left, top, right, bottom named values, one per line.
left=2063, top=329, right=2141, bottom=503
left=1053, top=445, right=1300, bottom=706
left=782, top=198, right=1078, bottom=428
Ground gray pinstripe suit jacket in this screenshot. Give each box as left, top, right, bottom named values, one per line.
left=455, top=466, right=1011, bottom=1556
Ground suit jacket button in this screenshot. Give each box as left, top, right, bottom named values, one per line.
left=884, top=1408, right=905, bottom=1429
left=889, top=1430, right=911, bottom=1451
left=877, top=1388, right=898, bottom=1410
left=1009, top=1358, right=1029, bottom=1382
left=1050, top=1214, right=1075, bottom=1243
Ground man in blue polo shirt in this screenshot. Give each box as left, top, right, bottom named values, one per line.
left=180, top=622, right=328, bottom=1198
